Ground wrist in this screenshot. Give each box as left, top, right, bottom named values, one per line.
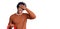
left=25, top=8, right=28, bottom=10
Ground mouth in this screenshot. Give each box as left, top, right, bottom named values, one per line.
left=19, top=11, right=22, bottom=12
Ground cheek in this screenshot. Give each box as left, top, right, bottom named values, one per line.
left=18, top=8, right=22, bottom=11
left=19, top=9, right=23, bottom=11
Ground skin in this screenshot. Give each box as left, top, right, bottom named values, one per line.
left=8, top=4, right=36, bottom=29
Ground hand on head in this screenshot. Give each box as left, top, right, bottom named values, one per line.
left=19, top=5, right=27, bottom=10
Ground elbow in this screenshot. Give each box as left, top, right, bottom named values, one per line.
left=31, top=16, right=36, bottom=19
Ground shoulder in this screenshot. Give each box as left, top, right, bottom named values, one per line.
left=10, top=13, right=16, bottom=18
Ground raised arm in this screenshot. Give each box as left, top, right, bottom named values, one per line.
left=26, top=8, right=36, bottom=19
left=20, top=5, right=36, bottom=19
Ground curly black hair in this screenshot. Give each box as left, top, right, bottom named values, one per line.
left=17, top=2, right=26, bottom=8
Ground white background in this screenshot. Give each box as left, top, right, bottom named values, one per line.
left=0, top=0, right=60, bottom=29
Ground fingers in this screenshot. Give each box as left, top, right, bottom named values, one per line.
left=19, top=5, right=26, bottom=9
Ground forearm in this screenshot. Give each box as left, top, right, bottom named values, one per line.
left=7, top=25, right=12, bottom=29
left=26, top=8, right=36, bottom=19
left=7, top=23, right=14, bottom=29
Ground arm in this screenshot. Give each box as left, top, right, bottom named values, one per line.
left=7, top=16, right=14, bottom=29
left=26, top=8, right=36, bottom=19
left=20, top=5, right=36, bottom=19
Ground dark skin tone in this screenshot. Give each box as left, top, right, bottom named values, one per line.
left=8, top=4, right=36, bottom=29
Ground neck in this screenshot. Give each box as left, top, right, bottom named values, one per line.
left=16, top=11, right=23, bottom=15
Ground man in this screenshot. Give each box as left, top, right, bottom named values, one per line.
left=7, top=2, right=36, bottom=29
